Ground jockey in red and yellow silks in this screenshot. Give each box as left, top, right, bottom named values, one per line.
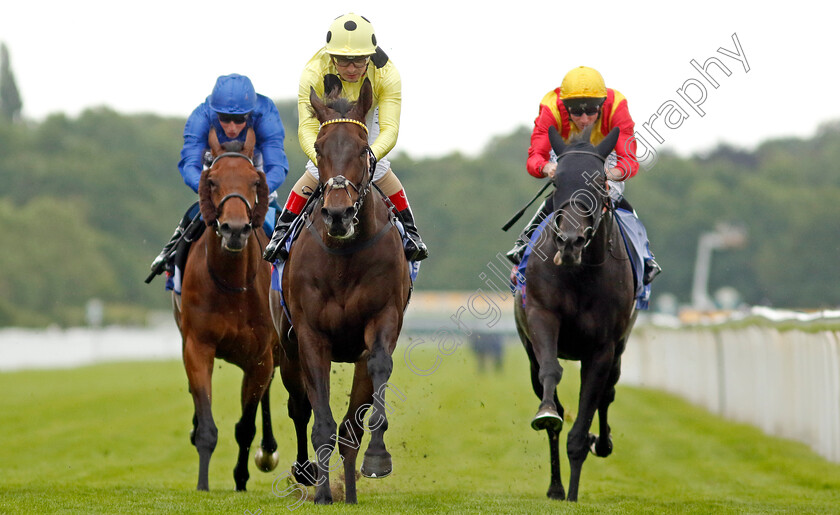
left=264, top=13, right=428, bottom=263
left=527, top=87, right=638, bottom=180
left=508, top=66, right=661, bottom=285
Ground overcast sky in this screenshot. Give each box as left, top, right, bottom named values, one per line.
left=2, top=1, right=833, bottom=162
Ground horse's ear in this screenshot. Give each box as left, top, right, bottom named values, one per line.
left=310, top=86, right=328, bottom=123
left=208, top=126, right=222, bottom=156
left=595, top=127, right=621, bottom=158
left=243, top=128, right=256, bottom=158
left=548, top=125, right=565, bottom=156
left=253, top=171, right=269, bottom=226
left=198, top=168, right=217, bottom=226
left=323, top=74, right=342, bottom=98
left=351, top=78, right=373, bottom=121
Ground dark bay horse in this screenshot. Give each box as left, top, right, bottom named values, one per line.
left=514, top=126, right=638, bottom=501
left=175, top=128, right=281, bottom=491
left=269, top=79, right=411, bottom=504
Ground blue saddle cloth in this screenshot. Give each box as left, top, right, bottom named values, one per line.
left=270, top=215, right=420, bottom=328
left=513, top=209, right=650, bottom=310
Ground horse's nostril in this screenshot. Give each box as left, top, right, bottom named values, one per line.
left=575, top=236, right=586, bottom=248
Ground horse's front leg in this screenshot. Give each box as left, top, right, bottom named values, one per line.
left=183, top=336, right=217, bottom=491
left=338, top=361, right=375, bottom=504
left=233, top=347, right=275, bottom=491
left=566, top=345, right=615, bottom=502
left=298, top=331, right=338, bottom=505
left=526, top=309, right=564, bottom=432
left=361, top=320, right=400, bottom=481
left=521, top=333, right=565, bottom=500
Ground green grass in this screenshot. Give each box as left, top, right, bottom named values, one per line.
left=1, top=340, right=839, bottom=514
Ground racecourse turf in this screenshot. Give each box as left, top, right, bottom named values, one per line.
left=0, top=338, right=838, bottom=514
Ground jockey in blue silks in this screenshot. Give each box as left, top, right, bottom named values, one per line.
left=148, top=73, right=289, bottom=280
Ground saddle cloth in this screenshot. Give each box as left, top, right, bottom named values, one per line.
left=514, top=209, right=650, bottom=310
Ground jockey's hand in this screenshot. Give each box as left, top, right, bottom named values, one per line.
left=606, top=167, right=625, bottom=181
left=543, top=162, right=558, bottom=179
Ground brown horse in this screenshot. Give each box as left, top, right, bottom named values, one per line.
left=514, top=126, right=638, bottom=501
left=175, top=128, right=281, bottom=491
left=269, top=79, right=411, bottom=504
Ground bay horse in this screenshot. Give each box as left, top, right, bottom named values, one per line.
left=269, top=79, right=411, bottom=504
left=514, top=125, right=638, bottom=501
left=175, top=128, right=281, bottom=491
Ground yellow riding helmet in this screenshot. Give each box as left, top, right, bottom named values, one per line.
left=559, top=66, right=607, bottom=99
left=325, top=13, right=377, bottom=56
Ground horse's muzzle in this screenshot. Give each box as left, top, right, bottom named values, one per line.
left=321, top=206, right=356, bottom=238
left=554, top=232, right=586, bottom=266
left=217, top=221, right=253, bottom=252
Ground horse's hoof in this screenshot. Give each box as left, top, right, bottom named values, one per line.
left=254, top=447, right=280, bottom=472
left=531, top=408, right=563, bottom=432
left=588, top=433, right=613, bottom=457
left=361, top=453, right=392, bottom=478
left=547, top=484, right=566, bottom=500
left=292, top=461, right=318, bottom=486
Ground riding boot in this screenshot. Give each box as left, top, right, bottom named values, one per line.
left=398, top=205, right=429, bottom=261
left=263, top=208, right=298, bottom=263
left=506, top=199, right=553, bottom=265
left=149, top=219, right=188, bottom=276
left=643, top=258, right=662, bottom=285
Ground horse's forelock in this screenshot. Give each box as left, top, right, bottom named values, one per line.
left=326, top=97, right=353, bottom=118
left=221, top=140, right=245, bottom=152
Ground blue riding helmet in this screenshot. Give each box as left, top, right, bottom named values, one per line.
left=209, top=74, right=257, bottom=114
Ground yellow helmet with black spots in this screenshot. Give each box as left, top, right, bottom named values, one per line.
left=325, top=13, right=377, bottom=56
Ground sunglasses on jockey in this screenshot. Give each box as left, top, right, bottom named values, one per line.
left=332, top=55, right=370, bottom=68
left=217, top=112, right=250, bottom=124
left=564, top=99, right=604, bottom=117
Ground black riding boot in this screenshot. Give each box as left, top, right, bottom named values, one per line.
left=399, top=205, right=429, bottom=261
left=263, top=208, right=298, bottom=263
left=149, top=218, right=189, bottom=276
left=505, top=199, right=553, bottom=265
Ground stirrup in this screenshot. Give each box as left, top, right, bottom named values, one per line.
left=505, top=241, right=526, bottom=265
left=643, top=259, right=662, bottom=285
left=263, top=223, right=292, bottom=262
left=404, top=236, right=428, bottom=261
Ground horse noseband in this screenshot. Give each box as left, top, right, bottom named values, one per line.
left=214, top=192, right=255, bottom=234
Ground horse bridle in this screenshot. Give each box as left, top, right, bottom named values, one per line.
left=551, top=150, right=611, bottom=249
left=209, top=152, right=259, bottom=233
left=204, top=151, right=261, bottom=293
left=318, top=118, right=377, bottom=227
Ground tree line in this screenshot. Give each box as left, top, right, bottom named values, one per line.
left=1, top=102, right=838, bottom=327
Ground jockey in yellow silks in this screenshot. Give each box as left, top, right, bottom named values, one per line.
left=264, top=13, right=428, bottom=263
